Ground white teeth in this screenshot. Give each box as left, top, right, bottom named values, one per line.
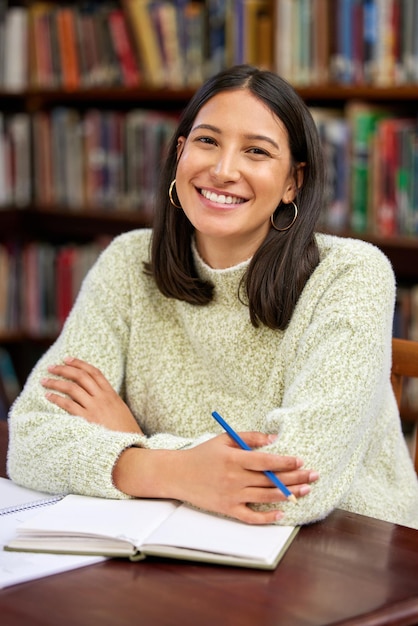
left=201, top=189, right=244, bottom=205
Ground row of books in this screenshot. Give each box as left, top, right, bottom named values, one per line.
left=0, top=108, right=177, bottom=212
left=2, top=102, right=418, bottom=237
left=0, top=240, right=108, bottom=337
left=315, top=102, right=418, bottom=237
left=2, top=0, right=417, bottom=92
left=0, top=0, right=273, bottom=92
left=276, top=0, right=418, bottom=86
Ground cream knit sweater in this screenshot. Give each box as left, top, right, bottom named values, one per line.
left=7, top=230, right=418, bottom=529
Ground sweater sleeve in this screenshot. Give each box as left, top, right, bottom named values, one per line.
left=7, top=233, right=198, bottom=498
left=257, top=240, right=401, bottom=525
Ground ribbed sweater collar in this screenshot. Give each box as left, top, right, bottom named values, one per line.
left=191, top=239, right=251, bottom=305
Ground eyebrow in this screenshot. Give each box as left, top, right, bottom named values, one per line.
left=191, top=123, right=280, bottom=150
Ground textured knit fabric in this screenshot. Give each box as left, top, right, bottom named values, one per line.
left=7, top=229, right=418, bottom=529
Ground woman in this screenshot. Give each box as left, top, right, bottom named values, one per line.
left=8, top=65, right=418, bottom=529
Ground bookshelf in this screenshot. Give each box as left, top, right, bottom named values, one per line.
left=1, top=0, right=418, bottom=406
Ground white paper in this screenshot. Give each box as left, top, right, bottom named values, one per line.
left=145, top=505, right=295, bottom=562
left=16, top=494, right=179, bottom=547
left=0, top=480, right=104, bottom=589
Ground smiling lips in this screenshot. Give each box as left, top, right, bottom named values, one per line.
left=200, top=188, right=246, bottom=205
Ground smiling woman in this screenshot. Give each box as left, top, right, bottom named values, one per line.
left=149, top=65, right=321, bottom=330
left=174, top=89, right=298, bottom=269
left=7, top=65, right=418, bottom=531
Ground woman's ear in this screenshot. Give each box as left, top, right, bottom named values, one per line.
left=296, top=162, right=305, bottom=189
left=283, top=162, right=305, bottom=203
left=176, top=137, right=185, bottom=161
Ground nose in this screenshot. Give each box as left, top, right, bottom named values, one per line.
left=210, top=149, right=241, bottom=183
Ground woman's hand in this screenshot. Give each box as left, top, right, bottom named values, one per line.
left=113, top=432, right=319, bottom=524
left=42, top=358, right=319, bottom=523
left=41, top=357, right=143, bottom=435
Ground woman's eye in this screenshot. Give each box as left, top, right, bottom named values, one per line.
left=248, top=147, right=269, bottom=156
left=196, top=136, right=216, bottom=145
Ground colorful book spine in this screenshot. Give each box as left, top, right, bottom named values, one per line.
left=348, top=103, right=387, bottom=233
left=55, top=7, right=80, bottom=90
left=108, top=7, right=141, bottom=87
left=121, top=0, right=165, bottom=87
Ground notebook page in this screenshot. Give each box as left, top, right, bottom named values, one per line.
left=0, top=477, right=62, bottom=515
left=0, top=495, right=104, bottom=589
left=144, top=504, right=296, bottom=562
left=16, top=494, right=180, bottom=547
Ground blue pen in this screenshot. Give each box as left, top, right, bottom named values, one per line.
left=211, top=411, right=297, bottom=504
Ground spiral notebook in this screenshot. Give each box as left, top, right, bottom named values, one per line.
left=0, top=477, right=64, bottom=516
left=0, top=477, right=104, bottom=589
left=4, top=490, right=299, bottom=570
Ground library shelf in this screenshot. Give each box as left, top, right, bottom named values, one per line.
left=0, top=207, right=151, bottom=241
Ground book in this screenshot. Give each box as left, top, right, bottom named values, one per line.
left=182, top=1, right=205, bottom=87
left=32, top=110, right=54, bottom=205
left=347, top=101, right=389, bottom=233
left=3, top=6, right=28, bottom=91
left=233, top=0, right=272, bottom=68
left=311, top=108, right=350, bottom=232
left=274, top=0, right=294, bottom=82
left=204, top=0, right=231, bottom=76
left=297, top=0, right=313, bottom=85
left=55, top=6, right=80, bottom=90
left=149, top=1, right=184, bottom=88
left=108, top=6, right=141, bottom=87
left=7, top=113, right=31, bottom=207
left=373, top=116, right=400, bottom=237
left=5, top=492, right=299, bottom=570
left=402, top=0, right=417, bottom=83
left=311, top=0, right=331, bottom=84
left=331, top=0, right=354, bottom=84
left=0, top=0, right=7, bottom=87
left=74, top=5, right=102, bottom=86
left=121, top=0, right=165, bottom=87
left=0, top=113, right=9, bottom=206
left=0, top=478, right=104, bottom=589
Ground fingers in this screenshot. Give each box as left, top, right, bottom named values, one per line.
left=228, top=437, right=302, bottom=473
left=237, top=431, right=280, bottom=450
left=232, top=505, right=285, bottom=525
left=42, top=357, right=113, bottom=405
left=229, top=435, right=319, bottom=483
left=41, top=369, right=94, bottom=416
left=41, top=357, right=142, bottom=434
left=43, top=390, right=85, bottom=416
left=227, top=432, right=305, bottom=473
left=41, top=358, right=107, bottom=414
left=217, top=434, right=320, bottom=508
left=45, top=357, right=107, bottom=395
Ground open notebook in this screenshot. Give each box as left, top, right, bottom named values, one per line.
left=5, top=491, right=299, bottom=570
left=0, top=478, right=104, bottom=588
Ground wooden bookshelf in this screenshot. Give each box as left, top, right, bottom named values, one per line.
left=0, top=207, right=151, bottom=241
left=297, top=84, right=418, bottom=104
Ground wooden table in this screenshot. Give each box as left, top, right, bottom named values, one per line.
left=1, top=419, right=418, bottom=626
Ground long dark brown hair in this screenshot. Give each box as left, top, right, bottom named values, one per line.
left=145, top=64, right=325, bottom=330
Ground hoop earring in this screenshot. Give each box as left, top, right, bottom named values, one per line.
left=270, top=201, right=298, bottom=231
left=169, top=179, right=182, bottom=209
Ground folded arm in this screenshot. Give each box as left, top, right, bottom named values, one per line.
left=41, top=357, right=318, bottom=524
